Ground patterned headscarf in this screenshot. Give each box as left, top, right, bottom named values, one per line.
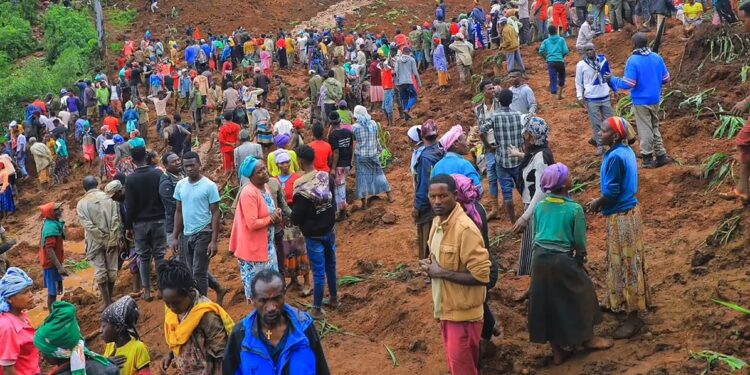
left=353, top=105, right=376, bottom=131
left=522, top=116, right=549, bottom=146
left=0, top=267, right=33, bottom=313
left=451, top=174, right=482, bottom=229
left=439, top=124, right=464, bottom=151
left=607, top=116, right=630, bottom=141
left=104, top=180, right=123, bottom=196
left=540, top=162, right=570, bottom=193
left=102, top=296, right=140, bottom=339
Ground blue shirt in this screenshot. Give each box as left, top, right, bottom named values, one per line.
left=431, top=152, right=481, bottom=188
left=600, top=143, right=639, bottom=215
left=173, top=176, right=221, bottom=235
left=610, top=51, right=670, bottom=106
left=185, top=45, right=198, bottom=64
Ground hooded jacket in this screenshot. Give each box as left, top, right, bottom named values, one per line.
left=539, top=34, right=569, bottom=63
left=394, top=54, right=421, bottom=86
left=414, top=143, right=445, bottom=213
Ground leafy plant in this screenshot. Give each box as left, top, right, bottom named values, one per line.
left=742, top=65, right=750, bottom=83
left=715, top=115, right=745, bottom=139
left=384, top=344, right=399, bottom=368
left=707, top=31, right=747, bottom=63
left=384, top=263, right=410, bottom=280
left=109, top=42, right=123, bottom=53
left=378, top=123, right=393, bottom=168
left=316, top=319, right=345, bottom=339
left=64, top=258, right=91, bottom=271
left=218, top=184, right=238, bottom=215
left=709, top=215, right=742, bottom=247
left=701, top=152, right=734, bottom=192
left=0, top=4, right=36, bottom=60
left=690, top=350, right=747, bottom=374
left=679, top=88, right=715, bottom=111
left=714, top=299, right=750, bottom=315
left=569, top=179, right=591, bottom=194
left=615, top=95, right=635, bottom=122
left=43, top=6, right=97, bottom=63
left=108, top=8, right=137, bottom=28
left=337, top=276, right=365, bottom=286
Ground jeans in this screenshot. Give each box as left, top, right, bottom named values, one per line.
left=133, top=220, right=167, bottom=292
left=547, top=61, right=566, bottom=94
left=535, top=19, right=548, bottom=42
left=493, top=162, right=519, bottom=201
left=181, top=231, right=221, bottom=296
left=634, top=104, right=667, bottom=156
left=398, top=84, right=417, bottom=112
left=486, top=152, right=499, bottom=197
left=519, top=18, right=531, bottom=45
left=324, top=103, right=336, bottom=120
left=586, top=100, right=613, bottom=147
left=383, top=89, right=395, bottom=120
left=16, top=150, right=27, bottom=177
left=305, top=230, right=337, bottom=309
left=504, top=50, right=526, bottom=73
left=592, top=6, right=607, bottom=32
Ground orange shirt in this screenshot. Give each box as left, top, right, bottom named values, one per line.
left=103, top=116, right=120, bottom=134
left=309, top=140, right=333, bottom=173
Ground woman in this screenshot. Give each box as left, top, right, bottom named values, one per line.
left=30, top=137, right=53, bottom=186
left=260, top=46, right=272, bottom=77
left=123, top=101, right=140, bottom=135
left=0, top=161, right=16, bottom=218
left=53, top=134, right=69, bottom=185
left=230, top=156, right=283, bottom=301
left=432, top=38, right=449, bottom=91
left=0, top=267, right=39, bottom=375
left=128, top=130, right=146, bottom=149
left=588, top=117, right=648, bottom=339
left=35, top=301, right=119, bottom=374
left=432, top=124, right=482, bottom=189
left=101, top=296, right=151, bottom=375
left=114, top=135, right=136, bottom=176
left=267, top=134, right=300, bottom=178
left=208, top=81, right=224, bottom=119
left=511, top=116, right=555, bottom=276
left=102, top=134, right=118, bottom=179
left=352, top=105, right=393, bottom=209
left=336, top=100, right=354, bottom=128
left=274, top=151, right=311, bottom=296
left=529, top=163, right=613, bottom=364
left=82, top=126, right=97, bottom=170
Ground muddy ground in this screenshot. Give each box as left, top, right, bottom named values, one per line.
left=7, top=0, right=750, bottom=373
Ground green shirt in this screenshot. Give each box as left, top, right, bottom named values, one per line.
left=96, top=87, right=110, bottom=106
left=533, top=195, right=587, bottom=252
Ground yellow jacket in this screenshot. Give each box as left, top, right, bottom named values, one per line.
left=500, top=25, right=520, bottom=54
left=428, top=204, right=490, bottom=322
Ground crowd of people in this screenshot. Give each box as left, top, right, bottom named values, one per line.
left=0, top=0, right=747, bottom=372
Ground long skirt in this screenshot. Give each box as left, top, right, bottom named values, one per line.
left=281, top=223, right=309, bottom=277
left=355, top=155, right=390, bottom=199
left=528, top=245, right=602, bottom=346
left=117, top=156, right=136, bottom=176
left=238, top=232, right=278, bottom=299
left=334, top=167, right=350, bottom=211
left=53, top=156, right=69, bottom=184
left=278, top=48, right=288, bottom=69
left=0, top=188, right=16, bottom=213
left=369, top=85, right=384, bottom=103
left=517, top=204, right=535, bottom=276
left=103, top=154, right=117, bottom=179
left=604, top=206, right=650, bottom=313
left=437, top=71, right=450, bottom=87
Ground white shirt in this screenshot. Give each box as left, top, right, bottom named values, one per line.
left=273, top=119, right=293, bottom=136
left=58, top=111, right=72, bottom=128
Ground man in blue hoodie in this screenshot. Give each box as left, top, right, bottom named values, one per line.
left=538, top=25, right=569, bottom=99
left=412, top=120, right=444, bottom=259
left=223, top=269, right=330, bottom=375
left=184, top=41, right=199, bottom=68
left=607, top=33, right=672, bottom=168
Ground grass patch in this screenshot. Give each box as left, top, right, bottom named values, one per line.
left=108, top=8, right=137, bottom=29
left=109, top=42, right=123, bottom=53
left=64, top=258, right=91, bottom=271
left=337, top=276, right=365, bottom=286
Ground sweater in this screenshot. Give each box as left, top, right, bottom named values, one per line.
left=575, top=54, right=616, bottom=102
left=610, top=50, right=670, bottom=106
left=230, top=184, right=272, bottom=262
left=539, top=35, right=569, bottom=62
left=124, top=165, right=165, bottom=229
left=576, top=22, right=594, bottom=48
left=534, top=195, right=587, bottom=252
left=394, top=54, right=421, bottom=86
left=600, top=143, right=639, bottom=215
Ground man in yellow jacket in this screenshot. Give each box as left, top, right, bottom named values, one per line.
left=420, top=174, right=491, bottom=375
left=499, top=16, right=526, bottom=73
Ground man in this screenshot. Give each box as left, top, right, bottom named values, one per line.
left=510, top=0, right=531, bottom=45
left=219, top=116, right=241, bottom=172
left=412, top=121, right=443, bottom=259
left=223, top=269, right=330, bottom=375
left=322, top=70, right=344, bottom=120
left=539, top=25, right=569, bottom=99
left=84, top=82, right=98, bottom=120
left=421, top=22, right=434, bottom=68
left=159, top=152, right=182, bottom=250
left=509, top=71, right=537, bottom=115
left=178, top=69, right=193, bottom=112
left=499, top=17, right=526, bottom=74
left=148, top=91, right=172, bottom=139
left=607, top=33, right=672, bottom=168
left=234, top=130, right=263, bottom=185
left=76, top=176, right=121, bottom=308
left=681, top=0, right=704, bottom=35
left=475, top=82, right=500, bottom=218
left=124, top=146, right=166, bottom=302
left=330, top=59, right=346, bottom=87
left=172, top=152, right=227, bottom=304
left=394, top=47, right=421, bottom=121
left=273, top=111, right=293, bottom=136
left=163, top=116, right=192, bottom=155
left=13, top=123, right=28, bottom=178
left=576, top=43, right=616, bottom=156
left=30, top=137, right=53, bottom=186
left=576, top=15, right=595, bottom=53
left=309, top=70, right=323, bottom=121
left=533, top=0, right=550, bottom=42
left=419, top=174, right=491, bottom=375
left=481, top=89, right=524, bottom=224
left=254, top=68, right=271, bottom=105
left=449, top=33, right=474, bottom=83
left=380, top=58, right=397, bottom=126
left=223, top=81, right=240, bottom=116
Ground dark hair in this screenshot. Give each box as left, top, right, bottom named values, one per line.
left=429, top=174, right=457, bottom=194
left=548, top=25, right=558, bottom=35
left=296, top=144, right=315, bottom=163
left=496, top=88, right=513, bottom=107
left=157, top=259, right=195, bottom=295
left=327, top=70, right=335, bottom=78
left=632, top=32, right=648, bottom=48
left=742, top=1, right=750, bottom=16
left=182, top=151, right=200, bottom=163
left=131, top=146, right=147, bottom=163
left=115, top=172, right=127, bottom=185
left=478, top=80, right=492, bottom=92
left=161, top=151, right=176, bottom=166
left=82, top=176, right=98, bottom=191
left=312, top=123, right=325, bottom=139
left=173, top=113, right=182, bottom=122
left=250, top=269, right=286, bottom=296
left=162, top=117, right=172, bottom=126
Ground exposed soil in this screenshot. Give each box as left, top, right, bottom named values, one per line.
left=9, top=0, right=750, bottom=374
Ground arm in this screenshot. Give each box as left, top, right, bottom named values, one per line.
left=526, top=88, right=538, bottom=114
left=327, top=148, right=334, bottom=171
left=609, top=59, right=637, bottom=90
left=572, top=205, right=588, bottom=257
left=575, top=62, right=585, bottom=100
left=290, top=194, right=312, bottom=226
left=172, top=201, right=183, bottom=244
left=589, top=157, right=621, bottom=212
left=331, top=149, right=340, bottom=174
left=76, top=202, right=108, bottom=241
left=240, top=188, right=274, bottom=230
left=45, top=238, right=66, bottom=274
left=538, top=40, right=547, bottom=57
left=222, top=325, right=244, bottom=375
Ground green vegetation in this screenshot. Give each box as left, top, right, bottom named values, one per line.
left=43, top=5, right=97, bottom=63
left=378, top=123, right=393, bottom=168
left=701, top=152, right=734, bottom=192
left=384, top=344, right=399, bottom=368
left=109, top=41, right=123, bottom=53
left=108, top=7, right=137, bottom=28
left=709, top=215, right=741, bottom=247
left=218, top=184, right=238, bottom=216
left=715, top=115, right=745, bottom=139
left=2, top=0, right=40, bottom=24
left=690, top=351, right=747, bottom=374
left=337, top=276, right=365, bottom=286
left=64, top=258, right=91, bottom=271
left=0, top=4, right=36, bottom=60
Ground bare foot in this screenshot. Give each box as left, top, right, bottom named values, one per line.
left=552, top=346, right=572, bottom=365
left=584, top=336, right=614, bottom=350
left=300, top=285, right=312, bottom=297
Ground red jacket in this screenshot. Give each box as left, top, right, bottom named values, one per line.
left=219, top=122, right=241, bottom=153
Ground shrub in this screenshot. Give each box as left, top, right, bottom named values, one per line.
left=43, top=5, right=97, bottom=63
left=108, top=8, right=137, bottom=28
left=0, top=0, right=40, bottom=24
left=0, top=4, right=36, bottom=59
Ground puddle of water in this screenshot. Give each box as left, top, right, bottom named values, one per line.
left=27, top=241, right=97, bottom=327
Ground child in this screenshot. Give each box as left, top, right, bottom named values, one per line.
left=102, top=296, right=151, bottom=375
left=38, top=202, right=68, bottom=310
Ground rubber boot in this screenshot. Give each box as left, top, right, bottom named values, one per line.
left=642, top=154, right=655, bottom=169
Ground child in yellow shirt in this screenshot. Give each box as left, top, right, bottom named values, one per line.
left=102, top=296, right=152, bottom=375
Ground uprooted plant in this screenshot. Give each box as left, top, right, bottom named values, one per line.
left=707, top=214, right=742, bottom=247
left=715, top=114, right=745, bottom=139
left=707, top=29, right=750, bottom=63
left=687, top=300, right=750, bottom=374
left=701, top=152, right=735, bottom=192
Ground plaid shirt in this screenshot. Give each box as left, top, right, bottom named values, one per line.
left=481, top=107, right=524, bottom=168
left=353, top=122, right=381, bottom=158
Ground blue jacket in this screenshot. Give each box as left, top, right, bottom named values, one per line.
left=185, top=45, right=198, bottom=64
left=414, top=143, right=445, bottom=212
left=600, top=143, right=639, bottom=215
left=610, top=51, right=670, bottom=106
left=223, top=305, right=330, bottom=375
left=201, top=43, right=212, bottom=59
left=432, top=152, right=482, bottom=189
left=539, top=35, right=569, bottom=63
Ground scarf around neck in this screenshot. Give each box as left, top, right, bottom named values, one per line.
left=294, top=171, right=333, bottom=207
left=633, top=47, right=651, bottom=56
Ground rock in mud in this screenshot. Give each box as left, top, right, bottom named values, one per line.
left=356, top=259, right=376, bottom=274
left=691, top=248, right=715, bottom=267
left=381, top=213, right=397, bottom=224
left=408, top=340, right=427, bottom=352
left=690, top=266, right=709, bottom=276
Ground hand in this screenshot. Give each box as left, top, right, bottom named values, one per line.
left=586, top=198, right=602, bottom=213
left=507, top=145, right=524, bottom=158
left=731, top=100, right=749, bottom=116
left=574, top=252, right=588, bottom=266
left=58, top=267, right=69, bottom=277
left=512, top=217, right=528, bottom=234
left=419, top=255, right=444, bottom=278
left=207, top=240, right=218, bottom=258
left=577, top=99, right=586, bottom=110
left=161, top=352, right=174, bottom=373
left=125, top=229, right=134, bottom=241
left=604, top=73, right=612, bottom=83
left=109, top=355, right=127, bottom=369
left=171, top=235, right=179, bottom=256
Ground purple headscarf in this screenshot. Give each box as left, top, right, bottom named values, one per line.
left=540, top=162, right=570, bottom=193
left=274, top=133, right=291, bottom=148
left=439, top=124, right=464, bottom=151
left=451, top=174, right=482, bottom=229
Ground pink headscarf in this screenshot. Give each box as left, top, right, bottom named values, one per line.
left=439, top=124, right=464, bottom=151
left=540, top=163, right=570, bottom=193
left=451, top=174, right=482, bottom=230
